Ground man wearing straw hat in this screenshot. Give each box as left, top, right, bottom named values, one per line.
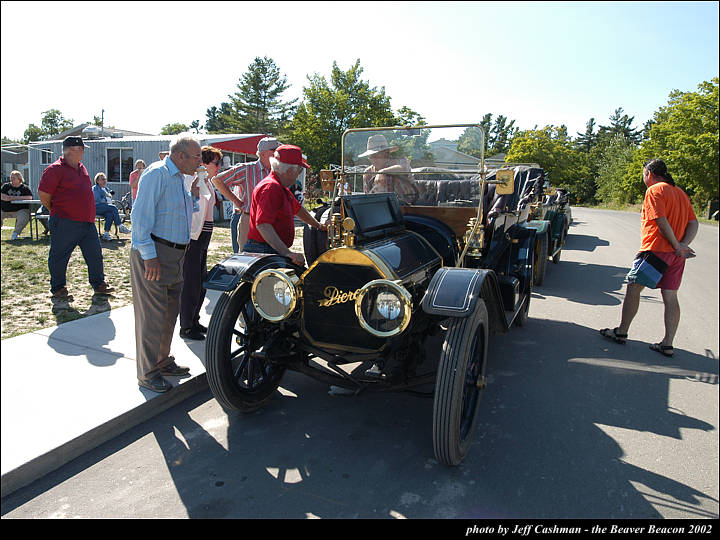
left=361, top=134, right=418, bottom=204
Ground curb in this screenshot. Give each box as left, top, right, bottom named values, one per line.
left=1, top=373, right=208, bottom=498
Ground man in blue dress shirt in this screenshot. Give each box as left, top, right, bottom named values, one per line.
left=130, top=134, right=201, bottom=393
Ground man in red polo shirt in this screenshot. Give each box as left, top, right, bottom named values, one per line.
left=244, top=145, right=326, bottom=266
left=38, top=136, right=114, bottom=301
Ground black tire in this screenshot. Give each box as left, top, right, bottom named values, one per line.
left=514, top=290, right=530, bottom=327
left=552, top=228, right=565, bottom=264
left=515, top=252, right=533, bottom=328
left=534, top=233, right=548, bottom=286
left=433, top=300, right=489, bottom=466
left=205, top=284, right=286, bottom=413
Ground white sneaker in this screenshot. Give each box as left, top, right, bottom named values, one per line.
left=11, top=232, right=18, bottom=240
left=100, top=232, right=112, bottom=241
left=119, top=225, right=131, bottom=234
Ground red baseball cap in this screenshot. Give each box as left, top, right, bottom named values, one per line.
left=274, top=144, right=310, bottom=169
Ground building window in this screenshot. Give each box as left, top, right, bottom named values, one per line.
left=41, top=150, right=53, bottom=164
left=232, top=152, right=253, bottom=165
left=107, top=148, right=134, bottom=183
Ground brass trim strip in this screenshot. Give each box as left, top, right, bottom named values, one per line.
left=301, top=246, right=396, bottom=281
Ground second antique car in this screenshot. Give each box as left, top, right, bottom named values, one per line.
left=528, top=181, right=573, bottom=283
left=202, top=124, right=537, bottom=465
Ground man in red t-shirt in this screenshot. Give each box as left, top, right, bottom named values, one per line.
left=244, top=145, right=326, bottom=266
left=600, top=159, right=698, bottom=357
left=38, top=136, right=114, bottom=301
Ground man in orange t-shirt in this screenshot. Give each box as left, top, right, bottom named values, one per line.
left=600, top=159, right=698, bottom=358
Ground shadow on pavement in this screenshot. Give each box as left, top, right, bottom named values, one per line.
left=4, top=316, right=717, bottom=519
left=46, top=305, right=123, bottom=367
left=538, top=259, right=628, bottom=306
left=563, top=232, right=610, bottom=253
left=152, top=318, right=720, bottom=518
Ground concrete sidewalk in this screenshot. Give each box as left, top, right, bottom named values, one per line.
left=0, top=290, right=221, bottom=497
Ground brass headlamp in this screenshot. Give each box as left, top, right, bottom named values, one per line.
left=251, top=268, right=301, bottom=322
left=354, top=279, right=412, bottom=338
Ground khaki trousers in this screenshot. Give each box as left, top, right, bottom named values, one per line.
left=130, top=241, right=186, bottom=381
left=1, top=208, right=30, bottom=236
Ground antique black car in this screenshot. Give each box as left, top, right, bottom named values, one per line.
left=482, top=164, right=554, bottom=286
left=527, top=181, right=573, bottom=284
left=202, top=125, right=538, bottom=465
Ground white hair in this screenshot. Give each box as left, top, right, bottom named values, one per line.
left=270, top=156, right=302, bottom=176
left=169, top=133, right=200, bottom=155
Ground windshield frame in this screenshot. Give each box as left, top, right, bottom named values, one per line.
left=340, top=123, right=486, bottom=179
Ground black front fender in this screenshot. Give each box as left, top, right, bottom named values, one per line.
left=203, top=253, right=303, bottom=291
left=421, top=267, right=493, bottom=318
left=422, top=267, right=509, bottom=334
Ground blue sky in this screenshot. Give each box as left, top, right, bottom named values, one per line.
left=1, top=1, right=717, bottom=141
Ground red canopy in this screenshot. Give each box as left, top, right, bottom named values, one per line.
left=204, top=134, right=267, bottom=155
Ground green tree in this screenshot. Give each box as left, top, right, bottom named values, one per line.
left=490, top=115, right=518, bottom=155
left=572, top=109, right=643, bottom=205
left=641, top=119, right=654, bottom=142
left=457, top=126, right=486, bottom=158
left=394, top=106, right=425, bottom=127
left=224, top=56, right=297, bottom=135
left=478, top=113, right=493, bottom=146
left=22, top=123, right=45, bottom=143
left=507, top=126, right=594, bottom=203
left=160, top=123, right=188, bottom=135
left=189, top=120, right=202, bottom=133
left=628, top=78, right=719, bottom=207
left=22, top=109, right=74, bottom=143
left=598, top=107, right=641, bottom=146
left=205, top=102, right=235, bottom=134
left=287, top=59, right=402, bottom=170
left=574, top=118, right=598, bottom=152
left=40, top=109, right=74, bottom=138
left=457, top=113, right=518, bottom=158
left=595, top=134, right=638, bottom=204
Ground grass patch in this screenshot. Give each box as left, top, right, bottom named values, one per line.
left=1, top=218, right=306, bottom=340
left=575, top=202, right=644, bottom=213
left=578, top=201, right=718, bottom=225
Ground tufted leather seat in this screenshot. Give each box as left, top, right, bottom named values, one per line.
left=413, top=178, right=483, bottom=206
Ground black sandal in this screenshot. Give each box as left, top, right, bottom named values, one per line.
left=649, top=343, right=674, bottom=357
left=600, top=327, right=627, bottom=344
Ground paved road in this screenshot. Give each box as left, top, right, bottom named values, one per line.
left=2, top=208, right=717, bottom=519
